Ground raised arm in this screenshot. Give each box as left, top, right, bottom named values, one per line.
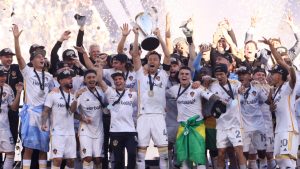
left=12, top=24, right=26, bottom=70
left=132, top=26, right=142, bottom=71
left=74, top=46, right=96, bottom=70
left=223, top=18, right=237, bottom=46
left=10, top=82, right=23, bottom=111
left=153, top=28, right=170, bottom=65
left=285, top=11, right=300, bottom=61
left=245, top=15, right=258, bottom=43
left=117, top=23, right=131, bottom=54
left=165, top=13, right=173, bottom=53
left=96, top=66, right=108, bottom=92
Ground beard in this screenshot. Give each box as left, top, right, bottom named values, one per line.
left=64, top=83, right=73, bottom=89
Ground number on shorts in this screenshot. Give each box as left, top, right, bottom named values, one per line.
left=260, top=134, right=266, bottom=142
left=269, top=137, right=274, bottom=145
left=235, top=130, right=241, bottom=138
left=280, top=139, right=288, bottom=147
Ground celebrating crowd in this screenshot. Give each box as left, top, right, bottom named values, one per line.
left=0, top=9, right=300, bottom=169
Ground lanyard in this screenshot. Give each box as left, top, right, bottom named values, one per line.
left=33, top=69, right=45, bottom=91
left=88, top=88, right=105, bottom=107
left=272, top=84, right=283, bottom=101
left=0, top=87, right=3, bottom=113
left=59, top=87, right=70, bottom=112
left=176, top=83, right=191, bottom=100
left=112, top=89, right=126, bottom=106
left=220, top=80, right=234, bottom=100
left=124, top=71, right=129, bottom=81
left=243, top=86, right=251, bottom=100
left=148, top=72, right=158, bottom=91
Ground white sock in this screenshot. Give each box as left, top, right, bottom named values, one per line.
left=22, top=159, right=31, bottom=169
left=136, top=151, right=146, bottom=169
left=181, top=161, right=190, bottom=169
left=196, top=164, right=206, bottom=169
left=39, top=160, right=47, bottom=169
left=239, top=164, right=247, bottom=169
left=267, top=159, right=276, bottom=169
left=159, top=151, right=169, bottom=169
left=259, top=158, right=268, bottom=169
left=3, top=155, right=14, bottom=169
left=248, top=160, right=258, bottom=169
left=276, top=158, right=293, bottom=168
left=82, top=160, right=93, bottom=169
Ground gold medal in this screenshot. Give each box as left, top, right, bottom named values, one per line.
left=148, top=90, right=154, bottom=97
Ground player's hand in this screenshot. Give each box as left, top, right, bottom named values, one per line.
left=75, top=88, right=87, bottom=99
left=238, top=86, right=246, bottom=94
left=15, top=82, right=23, bottom=93
left=132, top=25, right=139, bottom=35
left=120, top=23, right=131, bottom=37
left=153, top=28, right=161, bottom=38
left=41, top=124, right=48, bottom=131
left=59, top=30, right=71, bottom=41
left=51, top=87, right=60, bottom=93
left=74, top=46, right=86, bottom=54
left=12, top=24, right=23, bottom=38
left=191, top=81, right=201, bottom=89
left=81, top=115, right=92, bottom=124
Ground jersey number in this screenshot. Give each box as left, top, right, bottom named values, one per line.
left=235, top=130, right=241, bottom=139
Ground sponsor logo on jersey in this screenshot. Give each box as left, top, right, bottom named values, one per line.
left=155, top=76, right=160, bottom=81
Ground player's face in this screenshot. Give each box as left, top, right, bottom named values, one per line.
left=89, top=46, right=100, bottom=61
left=0, top=55, right=13, bottom=67
left=270, top=73, right=281, bottom=85
left=61, top=76, right=73, bottom=89
left=244, top=42, right=257, bottom=60
left=178, top=69, right=191, bottom=86
left=252, top=72, right=266, bottom=83
left=32, top=54, right=45, bottom=70
left=0, top=75, right=7, bottom=86
left=215, top=72, right=227, bottom=84
left=148, top=54, right=160, bottom=74
left=84, top=73, right=97, bottom=89
left=176, top=41, right=188, bottom=55
left=113, top=76, right=125, bottom=90
left=170, top=64, right=180, bottom=77
left=202, top=51, right=211, bottom=62
left=112, top=60, right=125, bottom=71
left=238, top=73, right=251, bottom=86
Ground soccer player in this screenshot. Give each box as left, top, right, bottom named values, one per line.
left=76, top=69, right=106, bottom=169
left=236, top=66, right=268, bottom=168
left=208, top=64, right=247, bottom=169
left=132, top=26, right=171, bottom=169
left=0, top=66, right=23, bottom=169
left=167, top=66, right=220, bottom=169
left=13, top=24, right=54, bottom=169
left=98, top=67, right=137, bottom=169
left=41, top=70, right=78, bottom=169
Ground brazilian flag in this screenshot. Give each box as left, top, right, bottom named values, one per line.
left=176, top=115, right=206, bottom=165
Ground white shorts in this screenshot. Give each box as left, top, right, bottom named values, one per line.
left=274, top=131, right=299, bottom=159
left=265, top=130, right=274, bottom=153
left=79, top=135, right=104, bottom=158
left=0, top=130, right=15, bottom=152
left=137, top=114, right=168, bottom=147
left=51, top=135, right=76, bottom=159
left=243, top=130, right=266, bottom=152
left=216, top=128, right=243, bottom=149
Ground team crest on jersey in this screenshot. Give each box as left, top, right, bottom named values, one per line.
left=2, top=92, right=6, bottom=98
left=53, top=149, right=57, bottom=154
left=128, top=93, right=132, bottom=98
left=129, top=76, right=133, bottom=81
left=82, top=148, right=86, bottom=154
left=155, top=76, right=160, bottom=81
left=190, top=91, right=195, bottom=97
left=113, top=140, right=118, bottom=146
left=59, top=97, right=63, bottom=100
left=252, top=91, right=256, bottom=96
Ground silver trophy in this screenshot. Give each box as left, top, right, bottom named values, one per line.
left=179, top=18, right=193, bottom=37
left=135, top=12, right=159, bottom=51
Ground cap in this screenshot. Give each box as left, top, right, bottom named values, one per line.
left=170, top=57, right=181, bottom=65
left=214, top=64, right=228, bottom=73
left=29, top=44, right=45, bottom=54
left=111, top=70, right=125, bottom=79
left=268, top=64, right=288, bottom=76
left=215, top=52, right=233, bottom=63
left=236, top=66, right=252, bottom=74
left=112, top=54, right=128, bottom=63
left=252, top=66, right=266, bottom=75
left=30, top=48, right=46, bottom=61
left=0, top=65, right=7, bottom=76
left=0, top=48, right=15, bottom=56
left=57, top=69, right=75, bottom=81
left=62, top=49, right=77, bottom=60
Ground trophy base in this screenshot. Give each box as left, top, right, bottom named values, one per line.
left=141, top=36, right=160, bottom=51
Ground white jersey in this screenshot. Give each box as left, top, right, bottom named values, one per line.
left=209, top=79, right=242, bottom=130
left=136, top=67, right=169, bottom=114
left=0, top=84, right=15, bottom=131
left=21, top=65, right=53, bottom=106
left=77, top=86, right=105, bottom=138
left=53, top=76, right=85, bottom=92
left=239, top=84, right=267, bottom=132
left=105, top=86, right=137, bottom=132
left=296, top=98, right=300, bottom=117
left=44, top=90, right=76, bottom=136
left=295, top=71, right=300, bottom=96
left=272, top=82, right=298, bottom=133
left=167, top=84, right=213, bottom=122
left=259, top=84, right=274, bottom=131
left=103, top=68, right=136, bottom=88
